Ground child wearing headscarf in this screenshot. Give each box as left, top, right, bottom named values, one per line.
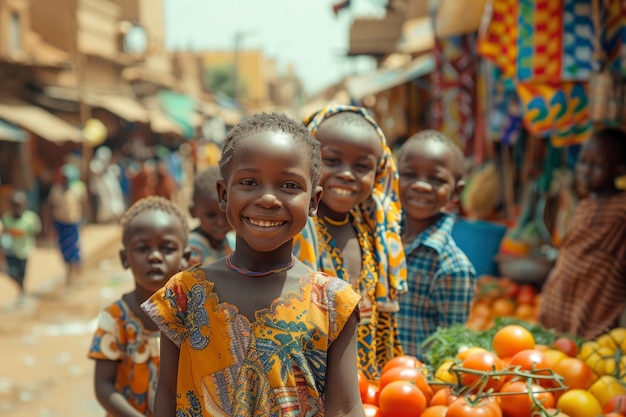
left=293, top=104, right=407, bottom=379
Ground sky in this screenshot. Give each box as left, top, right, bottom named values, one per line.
left=163, top=0, right=384, bottom=95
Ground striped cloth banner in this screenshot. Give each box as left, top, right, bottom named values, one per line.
left=477, top=0, right=518, bottom=78
left=516, top=0, right=596, bottom=82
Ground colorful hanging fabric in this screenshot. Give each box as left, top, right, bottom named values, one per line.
left=517, top=0, right=596, bottom=82
left=549, top=122, right=593, bottom=147
left=516, top=81, right=592, bottom=146
left=488, top=65, right=523, bottom=145
left=600, top=0, right=626, bottom=75
left=431, top=34, right=477, bottom=155
left=476, top=0, right=518, bottom=78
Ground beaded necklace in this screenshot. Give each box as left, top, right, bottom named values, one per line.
left=322, top=215, right=350, bottom=227
left=225, top=253, right=296, bottom=277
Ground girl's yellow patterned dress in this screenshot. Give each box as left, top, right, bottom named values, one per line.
left=142, top=266, right=360, bottom=417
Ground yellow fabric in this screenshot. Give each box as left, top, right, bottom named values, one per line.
left=88, top=299, right=160, bottom=417
left=143, top=266, right=360, bottom=416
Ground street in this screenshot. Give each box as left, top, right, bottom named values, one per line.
left=0, top=223, right=127, bottom=417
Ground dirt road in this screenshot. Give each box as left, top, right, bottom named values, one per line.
left=0, top=224, right=129, bottom=417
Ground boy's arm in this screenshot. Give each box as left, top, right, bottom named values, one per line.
left=433, top=265, right=476, bottom=327
left=94, top=359, right=145, bottom=417
left=152, top=335, right=180, bottom=417
left=324, top=310, right=366, bottom=417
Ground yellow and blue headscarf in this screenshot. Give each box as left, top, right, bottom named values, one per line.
left=297, top=104, right=407, bottom=308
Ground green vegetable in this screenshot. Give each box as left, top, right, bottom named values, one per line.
left=422, top=318, right=560, bottom=371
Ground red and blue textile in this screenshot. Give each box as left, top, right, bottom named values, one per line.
left=432, top=34, right=477, bottom=155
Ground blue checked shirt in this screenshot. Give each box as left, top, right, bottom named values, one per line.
left=396, top=213, right=476, bottom=359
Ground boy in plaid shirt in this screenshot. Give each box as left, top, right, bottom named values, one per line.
left=395, top=130, right=476, bottom=359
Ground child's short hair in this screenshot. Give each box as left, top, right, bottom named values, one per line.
left=193, top=166, right=221, bottom=203
left=593, top=127, right=626, bottom=166
left=401, top=129, right=465, bottom=180
left=120, top=196, right=189, bottom=244
left=219, top=112, right=322, bottom=186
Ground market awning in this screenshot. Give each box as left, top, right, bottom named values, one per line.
left=42, top=86, right=149, bottom=123
left=199, top=101, right=243, bottom=127
left=0, top=96, right=80, bottom=143
left=148, top=109, right=183, bottom=135
left=346, top=54, right=435, bottom=100
left=0, top=119, right=27, bottom=142
left=88, top=93, right=148, bottom=123
left=156, top=90, right=197, bottom=138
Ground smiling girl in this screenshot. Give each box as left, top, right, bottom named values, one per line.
left=293, top=104, right=407, bottom=380
left=143, top=112, right=364, bottom=417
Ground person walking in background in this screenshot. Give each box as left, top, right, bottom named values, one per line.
left=0, top=190, right=42, bottom=301
left=142, top=112, right=363, bottom=416
left=293, top=104, right=407, bottom=380
left=539, top=127, right=626, bottom=340
left=153, top=157, right=177, bottom=202
left=88, top=196, right=190, bottom=417
left=89, top=146, right=126, bottom=224
left=187, top=166, right=235, bottom=266
left=48, top=163, right=89, bottom=287
left=394, top=130, right=476, bottom=360
left=127, top=157, right=157, bottom=205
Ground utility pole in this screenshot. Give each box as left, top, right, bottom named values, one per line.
left=232, top=30, right=257, bottom=105
left=233, top=31, right=242, bottom=105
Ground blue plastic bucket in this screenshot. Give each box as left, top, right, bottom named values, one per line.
left=451, top=218, right=507, bottom=277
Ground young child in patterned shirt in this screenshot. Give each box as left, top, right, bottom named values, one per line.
left=395, top=130, right=476, bottom=360
left=88, top=196, right=190, bottom=417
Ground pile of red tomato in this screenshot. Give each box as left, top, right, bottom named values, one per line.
left=361, top=324, right=626, bottom=417
left=467, top=276, right=541, bottom=331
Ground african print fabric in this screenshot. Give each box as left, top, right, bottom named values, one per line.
left=295, top=104, right=407, bottom=379
left=142, top=266, right=360, bottom=417
left=432, top=34, right=478, bottom=155
left=477, top=0, right=598, bottom=147
left=88, top=299, right=160, bottom=417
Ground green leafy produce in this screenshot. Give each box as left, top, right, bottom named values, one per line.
left=422, top=318, right=560, bottom=371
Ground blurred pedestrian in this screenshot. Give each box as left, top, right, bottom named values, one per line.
left=154, top=158, right=176, bottom=201
left=0, top=190, right=42, bottom=300
left=88, top=196, right=190, bottom=417
left=48, top=163, right=88, bottom=286
left=128, top=157, right=157, bottom=205
left=89, top=146, right=125, bottom=223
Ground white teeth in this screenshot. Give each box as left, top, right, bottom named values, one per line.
left=331, top=187, right=353, bottom=196
left=249, top=218, right=283, bottom=227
